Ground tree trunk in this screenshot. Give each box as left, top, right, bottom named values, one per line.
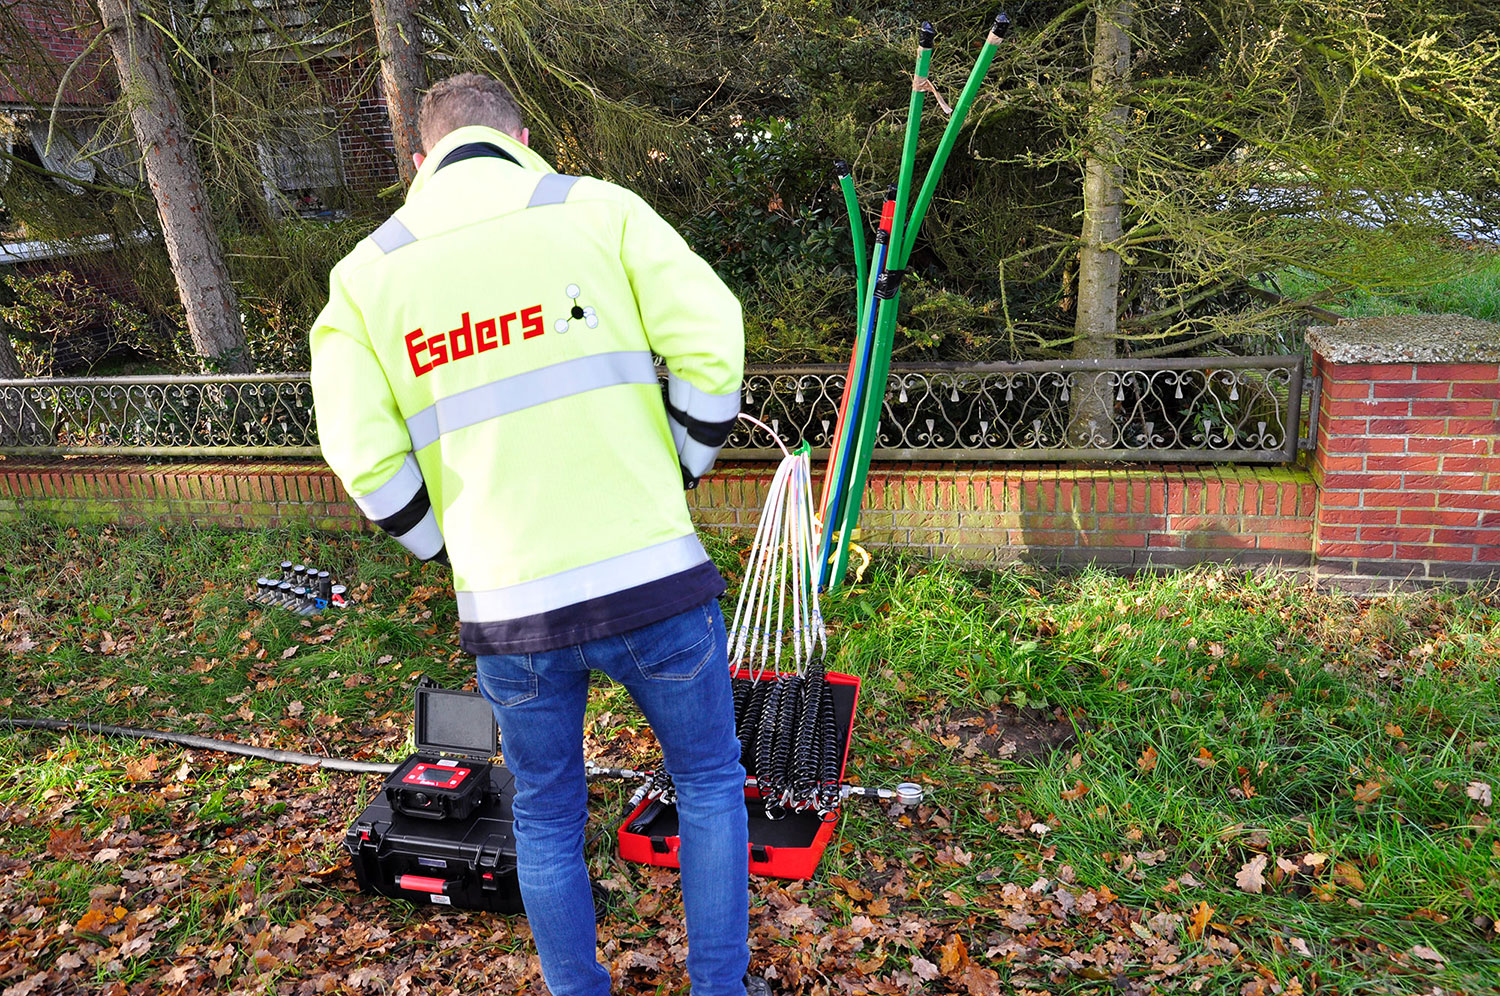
left=371, top=0, right=427, bottom=186
left=94, top=0, right=250, bottom=373
left=1070, top=0, right=1131, bottom=446
left=0, top=334, right=21, bottom=379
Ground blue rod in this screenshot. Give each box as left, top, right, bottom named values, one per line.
left=816, top=234, right=889, bottom=589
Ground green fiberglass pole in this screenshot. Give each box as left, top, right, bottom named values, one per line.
left=827, top=21, right=936, bottom=588
left=828, top=11, right=1010, bottom=588
left=818, top=184, right=896, bottom=588
left=835, top=162, right=868, bottom=315
left=885, top=22, right=936, bottom=313
left=902, top=11, right=1011, bottom=263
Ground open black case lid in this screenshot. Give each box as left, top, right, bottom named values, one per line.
left=413, top=678, right=498, bottom=761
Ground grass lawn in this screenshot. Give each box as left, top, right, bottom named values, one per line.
left=1272, top=246, right=1500, bottom=323
left=0, top=518, right=1496, bottom=995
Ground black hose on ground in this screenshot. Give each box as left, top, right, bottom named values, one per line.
left=1, top=716, right=397, bottom=774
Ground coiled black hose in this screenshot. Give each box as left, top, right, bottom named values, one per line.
left=741, top=678, right=772, bottom=772
left=753, top=679, right=785, bottom=804
left=816, top=686, right=843, bottom=814
left=732, top=677, right=751, bottom=737
left=768, top=675, right=802, bottom=814
left=791, top=663, right=825, bottom=798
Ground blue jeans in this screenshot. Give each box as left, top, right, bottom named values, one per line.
left=476, top=600, right=750, bottom=996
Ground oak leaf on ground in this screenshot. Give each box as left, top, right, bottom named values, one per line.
left=1235, top=854, right=1268, bottom=894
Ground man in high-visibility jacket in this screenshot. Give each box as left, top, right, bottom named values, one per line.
left=311, top=74, right=765, bottom=996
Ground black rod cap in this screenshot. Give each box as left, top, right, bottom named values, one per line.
left=919, top=21, right=937, bottom=48
left=834, top=160, right=851, bottom=177
left=991, top=10, right=1012, bottom=39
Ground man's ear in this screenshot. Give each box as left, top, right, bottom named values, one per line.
left=518, top=127, right=530, bottom=148
left=412, top=152, right=425, bottom=170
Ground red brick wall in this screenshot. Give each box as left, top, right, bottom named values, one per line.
left=320, top=62, right=400, bottom=194
left=697, top=465, right=1315, bottom=571
left=0, top=460, right=1315, bottom=573
left=0, top=0, right=111, bottom=106
left=1311, top=355, right=1500, bottom=584
left=0, top=16, right=397, bottom=196
left=4, top=318, right=1497, bottom=589
left=0, top=462, right=363, bottom=532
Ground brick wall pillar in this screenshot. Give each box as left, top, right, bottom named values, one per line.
left=1309, top=316, right=1500, bottom=586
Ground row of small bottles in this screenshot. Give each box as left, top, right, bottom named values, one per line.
left=252, top=561, right=347, bottom=616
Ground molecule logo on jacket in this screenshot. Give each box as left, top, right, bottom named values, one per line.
left=554, top=285, right=598, bottom=334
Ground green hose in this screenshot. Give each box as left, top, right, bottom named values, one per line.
left=903, top=15, right=1011, bottom=261
left=827, top=13, right=1011, bottom=588
left=836, top=164, right=868, bottom=313
left=828, top=24, right=936, bottom=587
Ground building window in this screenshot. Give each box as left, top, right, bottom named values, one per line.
left=258, top=110, right=343, bottom=216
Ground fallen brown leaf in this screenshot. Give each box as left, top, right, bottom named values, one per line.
left=938, top=933, right=970, bottom=975
left=124, top=753, right=160, bottom=782
left=74, top=908, right=108, bottom=934
left=1236, top=854, right=1268, bottom=894
left=1332, top=861, right=1365, bottom=892
left=1187, top=901, right=1214, bottom=940
left=1060, top=781, right=1090, bottom=802
left=46, top=825, right=86, bottom=859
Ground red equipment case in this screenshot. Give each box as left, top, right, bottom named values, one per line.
left=617, top=669, right=860, bottom=880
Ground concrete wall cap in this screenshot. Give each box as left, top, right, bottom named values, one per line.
left=1307, top=315, right=1500, bottom=364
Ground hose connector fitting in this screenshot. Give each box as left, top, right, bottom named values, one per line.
left=991, top=10, right=1012, bottom=41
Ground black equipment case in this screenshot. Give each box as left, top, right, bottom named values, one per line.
left=344, top=681, right=523, bottom=913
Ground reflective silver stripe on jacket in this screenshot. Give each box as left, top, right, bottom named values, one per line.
left=528, top=173, right=579, bottom=207
left=456, top=533, right=709, bottom=622
left=352, top=453, right=425, bottom=520
left=666, top=373, right=741, bottom=424
left=665, top=373, right=740, bottom=477
left=371, top=216, right=417, bottom=254
left=391, top=506, right=445, bottom=560
left=678, top=437, right=723, bottom=478
left=405, top=350, right=659, bottom=450
left=370, top=174, right=573, bottom=257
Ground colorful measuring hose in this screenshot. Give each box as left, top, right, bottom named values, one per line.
left=822, top=11, right=1012, bottom=590
left=816, top=185, right=896, bottom=589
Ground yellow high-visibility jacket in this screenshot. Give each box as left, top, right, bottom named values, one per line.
left=310, top=126, right=744, bottom=653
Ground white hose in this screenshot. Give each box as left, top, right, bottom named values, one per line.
left=726, top=416, right=827, bottom=680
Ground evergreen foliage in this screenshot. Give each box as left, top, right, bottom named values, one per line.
left=1, top=0, right=1497, bottom=369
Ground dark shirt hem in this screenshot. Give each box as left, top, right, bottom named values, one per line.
left=460, top=561, right=726, bottom=655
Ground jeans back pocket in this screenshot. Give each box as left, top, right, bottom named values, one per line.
left=624, top=603, right=716, bottom=682
left=476, top=653, right=540, bottom=708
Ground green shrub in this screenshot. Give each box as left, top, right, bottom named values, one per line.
left=226, top=217, right=371, bottom=372
left=0, top=269, right=175, bottom=375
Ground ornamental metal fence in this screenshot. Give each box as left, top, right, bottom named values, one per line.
left=0, top=355, right=1314, bottom=462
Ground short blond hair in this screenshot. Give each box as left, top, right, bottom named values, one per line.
left=418, top=73, right=524, bottom=151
